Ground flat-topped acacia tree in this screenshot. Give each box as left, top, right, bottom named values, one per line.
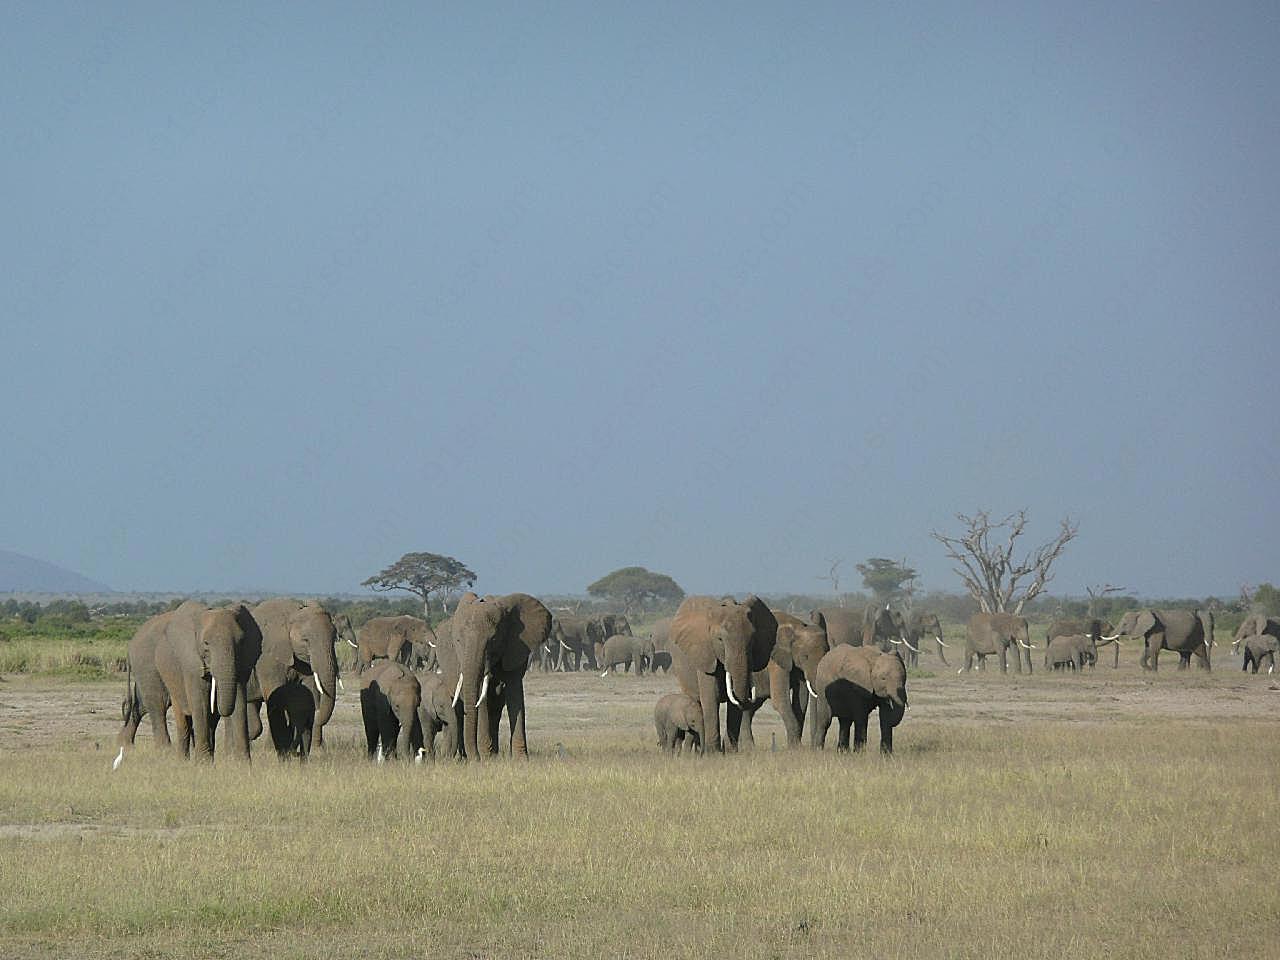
left=587, top=567, right=685, bottom=617
left=361, top=552, right=477, bottom=617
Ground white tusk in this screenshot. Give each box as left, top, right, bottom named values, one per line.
left=560, top=639, right=571, bottom=651
left=209, top=676, right=217, bottom=714
left=451, top=674, right=463, bottom=707
left=112, top=746, right=124, bottom=771
left=476, top=673, right=490, bottom=708
left=889, top=637, right=902, bottom=645
left=600, top=669, right=609, bottom=678
left=314, top=673, right=329, bottom=700
left=1099, top=634, right=1121, bottom=642
left=338, top=677, right=345, bottom=692
left=936, top=635, right=950, bottom=647
left=725, top=674, right=741, bottom=707
left=428, top=641, right=436, bottom=648
left=806, top=680, right=817, bottom=701
left=346, top=637, right=359, bottom=649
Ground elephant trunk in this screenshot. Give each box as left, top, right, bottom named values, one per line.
left=461, top=642, right=488, bottom=761
left=310, top=638, right=339, bottom=728
left=723, top=647, right=751, bottom=709
left=396, top=711, right=416, bottom=760
left=935, top=635, right=949, bottom=665
left=208, top=647, right=238, bottom=718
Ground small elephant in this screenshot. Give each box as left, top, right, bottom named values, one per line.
left=417, top=671, right=463, bottom=759
left=264, top=677, right=315, bottom=759
left=355, top=615, right=438, bottom=672
left=809, top=645, right=907, bottom=754
left=1232, top=614, right=1280, bottom=654
left=1045, top=634, right=1096, bottom=671
left=1240, top=634, right=1278, bottom=674
left=358, top=660, right=423, bottom=761
left=597, top=634, right=655, bottom=676
left=654, top=693, right=703, bottom=754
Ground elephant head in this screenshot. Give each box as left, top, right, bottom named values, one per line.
left=453, top=593, right=552, bottom=759
left=871, top=649, right=908, bottom=714
left=333, top=612, right=359, bottom=653
left=862, top=604, right=907, bottom=651
left=361, top=660, right=422, bottom=760
left=771, top=614, right=830, bottom=692
left=288, top=602, right=340, bottom=728
left=201, top=603, right=261, bottom=721
left=911, top=611, right=949, bottom=663
left=1233, top=613, right=1279, bottom=653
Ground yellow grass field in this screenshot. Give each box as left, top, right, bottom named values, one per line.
left=1, top=659, right=1277, bottom=960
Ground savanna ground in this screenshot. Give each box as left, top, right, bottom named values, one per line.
left=0, top=649, right=1277, bottom=960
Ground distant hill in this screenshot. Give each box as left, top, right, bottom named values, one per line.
left=0, top=550, right=112, bottom=594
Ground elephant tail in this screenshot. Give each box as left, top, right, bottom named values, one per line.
left=121, top=660, right=135, bottom=722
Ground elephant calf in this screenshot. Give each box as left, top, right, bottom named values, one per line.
left=358, top=660, right=423, bottom=761
left=598, top=635, right=655, bottom=676
left=417, top=672, right=463, bottom=759
left=1045, top=635, right=1096, bottom=672
left=265, top=679, right=316, bottom=759
left=1240, top=635, right=1278, bottom=674
left=810, top=646, right=907, bottom=754
left=654, top=693, right=703, bottom=754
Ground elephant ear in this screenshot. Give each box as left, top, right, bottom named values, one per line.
left=498, top=594, right=552, bottom=670
left=671, top=598, right=719, bottom=674
left=233, top=605, right=263, bottom=677
left=742, top=595, right=778, bottom=672
left=810, top=610, right=827, bottom=631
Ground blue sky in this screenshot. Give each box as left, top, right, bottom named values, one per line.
left=3, top=3, right=1276, bottom=597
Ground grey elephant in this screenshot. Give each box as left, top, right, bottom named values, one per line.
left=417, top=672, right=462, bottom=759
left=1045, top=634, right=1096, bottom=671
left=810, top=607, right=863, bottom=647
left=150, top=601, right=262, bottom=761
left=261, top=677, right=315, bottom=759
left=1240, top=634, right=1278, bottom=673
left=358, top=659, right=423, bottom=761
left=647, top=617, right=674, bottom=672
left=595, top=612, right=632, bottom=639
left=903, top=611, right=949, bottom=667
left=962, top=612, right=1035, bottom=673
left=809, top=645, right=908, bottom=754
left=549, top=614, right=598, bottom=671
left=1232, top=614, right=1280, bottom=655
left=670, top=595, right=777, bottom=754
left=730, top=611, right=828, bottom=748
left=248, top=599, right=340, bottom=758
left=118, top=609, right=175, bottom=751
left=1047, top=617, right=1121, bottom=668
left=1115, top=609, right=1211, bottom=671
left=354, top=615, right=438, bottom=672
left=453, top=593, right=552, bottom=760
left=654, top=693, right=703, bottom=754
left=597, top=634, right=655, bottom=675
left=862, top=604, right=909, bottom=653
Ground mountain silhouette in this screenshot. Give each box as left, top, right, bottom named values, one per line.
left=0, top=550, right=112, bottom=593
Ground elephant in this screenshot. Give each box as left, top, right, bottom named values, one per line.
left=596, top=634, right=655, bottom=676
left=358, top=659, right=423, bottom=761
left=262, top=678, right=315, bottom=759
left=150, top=600, right=262, bottom=761
left=647, top=617, right=675, bottom=672
left=118, top=609, right=175, bottom=751
left=962, top=612, right=1035, bottom=673
left=810, top=607, right=863, bottom=647
left=654, top=693, right=703, bottom=754
left=595, top=613, right=633, bottom=639
left=1114, top=609, right=1211, bottom=671
left=1232, top=614, right=1280, bottom=655
left=730, top=611, right=829, bottom=748
left=453, top=593, right=552, bottom=760
left=670, top=595, right=777, bottom=754
left=353, top=615, right=438, bottom=672
left=903, top=611, right=949, bottom=668
left=1239, top=635, right=1278, bottom=673
left=862, top=603, right=909, bottom=652
left=1047, top=617, right=1121, bottom=668
left=248, top=599, right=340, bottom=757
left=549, top=614, right=598, bottom=671
left=417, top=672, right=463, bottom=759
left=809, top=645, right=907, bottom=754
left=1044, top=634, right=1095, bottom=671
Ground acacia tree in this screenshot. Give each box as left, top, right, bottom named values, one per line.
left=856, top=558, right=918, bottom=605
left=931, top=510, right=1078, bottom=614
left=587, top=567, right=685, bottom=615
left=361, top=552, right=477, bottom=616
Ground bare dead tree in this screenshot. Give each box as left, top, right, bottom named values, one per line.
left=1085, top=583, right=1126, bottom=618
left=931, top=510, right=1079, bottom=614
left=816, top=558, right=845, bottom=607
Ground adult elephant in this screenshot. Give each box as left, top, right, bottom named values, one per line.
left=1044, top=634, right=1096, bottom=671
left=1047, top=617, right=1121, bottom=668
left=453, top=593, right=552, bottom=760
left=597, top=635, right=655, bottom=676
left=862, top=604, right=909, bottom=653
left=1240, top=635, right=1279, bottom=673
left=753, top=612, right=829, bottom=747
left=119, top=609, right=176, bottom=751
left=1114, top=609, right=1211, bottom=671
left=355, top=615, right=438, bottom=672
left=670, top=595, right=777, bottom=754
left=810, top=607, right=863, bottom=648
left=962, top=612, right=1035, bottom=673
left=809, top=645, right=908, bottom=754
left=648, top=617, right=675, bottom=672
left=1232, top=614, right=1280, bottom=655
left=249, top=599, right=340, bottom=757
left=904, top=611, right=949, bottom=668
left=152, top=601, right=262, bottom=761
left=550, top=614, right=597, bottom=671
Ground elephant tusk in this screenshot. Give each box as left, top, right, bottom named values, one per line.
left=427, top=641, right=436, bottom=648
left=346, top=637, right=359, bottom=649
left=209, top=676, right=217, bottom=714
left=314, top=673, right=329, bottom=701
left=936, top=635, right=950, bottom=647
left=725, top=674, right=741, bottom=707
left=1099, top=634, right=1121, bottom=642
left=600, top=669, right=609, bottom=678
left=903, top=636, right=920, bottom=652
left=560, top=639, right=571, bottom=651
left=112, top=746, right=124, bottom=771
left=451, top=674, right=463, bottom=708
left=806, top=680, right=818, bottom=701
left=889, top=637, right=902, bottom=645
left=338, top=677, right=345, bottom=692
left=476, top=673, right=490, bottom=708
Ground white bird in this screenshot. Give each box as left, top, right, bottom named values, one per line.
left=111, top=746, right=124, bottom=771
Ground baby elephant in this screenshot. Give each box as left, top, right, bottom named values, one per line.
left=1240, top=634, right=1278, bottom=674
left=358, top=660, right=423, bottom=761
left=1045, top=634, right=1096, bottom=671
left=417, top=672, right=463, bottom=760
left=265, top=678, right=316, bottom=760
left=598, top=634, right=656, bottom=676
left=809, top=646, right=908, bottom=754
left=654, top=693, right=704, bottom=754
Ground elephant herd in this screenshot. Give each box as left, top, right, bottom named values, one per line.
left=113, top=591, right=1262, bottom=767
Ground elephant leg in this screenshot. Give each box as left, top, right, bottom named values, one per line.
left=836, top=717, right=851, bottom=752
left=146, top=706, right=172, bottom=747
left=1178, top=651, right=1190, bottom=670
left=484, top=693, right=502, bottom=756
left=267, top=699, right=291, bottom=759
left=739, top=708, right=756, bottom=750
left=672, top=730, right=683, bottom=755
left=878, top=709, right=895, bottom=755
left=185, top=675, right=214, bottom=761
left=770, top=682, right=802, bottom=748
left=247, top=701, right=263, bottom=742
left=697, top=672, right=723, bottom=754
left=171, top=710, right=192, bottom=759
left=505, top=679, right=528, bottom=759
left=725, top=702, right=744, bottom=753
left=360, top=692, right=379, bottom=758
left=1000, top=648, right=1009, bottom=674
left=852, top=714, right=869, bottom=752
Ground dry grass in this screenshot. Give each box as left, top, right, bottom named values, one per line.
left=0, top=664, right=1277, bottom=959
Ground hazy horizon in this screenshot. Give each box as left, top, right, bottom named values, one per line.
left=4, top=4, right=1277, bottom=600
